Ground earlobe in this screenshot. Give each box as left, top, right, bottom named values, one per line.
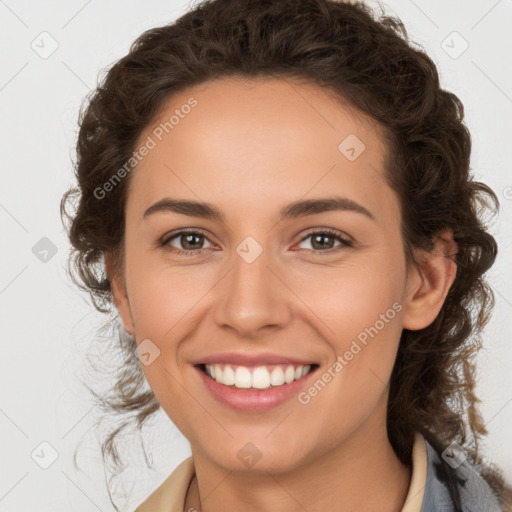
left=105, top=250, right=135, bottom=335
left=402, top=232, right=458, bottom=331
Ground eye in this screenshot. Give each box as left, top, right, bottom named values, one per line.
left=296, top=228, right=353, bottom=253
left=159, top=227, right=353, bottom=256
left=161, top=230, right=214, bottom=255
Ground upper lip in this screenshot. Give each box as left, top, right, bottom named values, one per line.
left=191, top=352, right=317, bottom=367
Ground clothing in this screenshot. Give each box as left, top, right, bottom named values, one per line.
left=421, top=440, right=502, bottom=511
left=135, top=433, right=501, bottom=511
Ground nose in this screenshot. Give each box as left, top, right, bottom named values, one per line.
left=212, top=239, right=292, bottom=339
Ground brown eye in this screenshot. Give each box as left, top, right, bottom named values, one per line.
left=297, top=229, right=353, bottom=253
left=162, top=230, right=213, bottom=255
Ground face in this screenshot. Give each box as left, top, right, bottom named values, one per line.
left=108, top=76, right=446, bottom=474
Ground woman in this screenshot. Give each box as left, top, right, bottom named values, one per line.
left=60, top=0, right=511, bottom=510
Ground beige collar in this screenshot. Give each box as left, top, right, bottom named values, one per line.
left=401, top=432, right=428, bottom=512
left=135, top=432, right=427, bottom=511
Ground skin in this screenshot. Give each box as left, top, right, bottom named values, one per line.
left=106, top=76, right=457, bottom=512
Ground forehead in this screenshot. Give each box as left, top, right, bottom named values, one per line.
left=142, top=75, right=386, bottom=155
left=128, top=76, right=396, bottom=223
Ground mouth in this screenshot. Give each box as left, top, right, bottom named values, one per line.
left=197, top=362, right=319, bottom=390
left=191, top=352, right=321, bottom=412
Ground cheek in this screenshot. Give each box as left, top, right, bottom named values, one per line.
left=125, top=248, right=215, bottom=340
left=140, top=361, right=202, bottom=445
left=292, top=250, right=405, bottom=415
left=289, top=252, right=405, bottom=343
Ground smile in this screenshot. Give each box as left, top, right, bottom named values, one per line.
left=202, top=363, right=315, bottom=390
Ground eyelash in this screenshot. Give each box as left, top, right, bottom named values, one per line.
left=159, top=228, right=354, bottom=256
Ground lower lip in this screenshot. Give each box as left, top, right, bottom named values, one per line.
left=195, top=365, right=318, bottom=412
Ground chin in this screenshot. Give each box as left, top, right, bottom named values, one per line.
left=194, top=431, right=320, bottom=475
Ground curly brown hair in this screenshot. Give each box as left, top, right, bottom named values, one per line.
left=60, top=0, right=510, bottom=508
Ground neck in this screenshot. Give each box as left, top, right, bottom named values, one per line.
left=185, top=408, right=411, bottom=512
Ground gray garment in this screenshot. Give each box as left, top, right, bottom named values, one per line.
left=421, top=439, right=502, bottom=512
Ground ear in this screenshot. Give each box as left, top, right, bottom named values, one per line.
left=402, top=230, right=458, bottom=331
left=105, top=250, right=135, bottom=335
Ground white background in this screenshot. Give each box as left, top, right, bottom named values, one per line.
left=1, top=0, right=511, bottom=510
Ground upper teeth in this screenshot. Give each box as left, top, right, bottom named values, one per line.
left=204, top=364, right=312, bottom=390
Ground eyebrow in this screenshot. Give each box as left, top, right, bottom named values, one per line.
left=143, top=196, right=375, bottom=222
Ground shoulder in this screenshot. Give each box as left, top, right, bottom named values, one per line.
left=421, top=439, right=502, bottom=512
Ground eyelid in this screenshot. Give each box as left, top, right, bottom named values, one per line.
left=297, top=227, right=353, bottom=244
left=160, top=226, right=210, bottom=240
